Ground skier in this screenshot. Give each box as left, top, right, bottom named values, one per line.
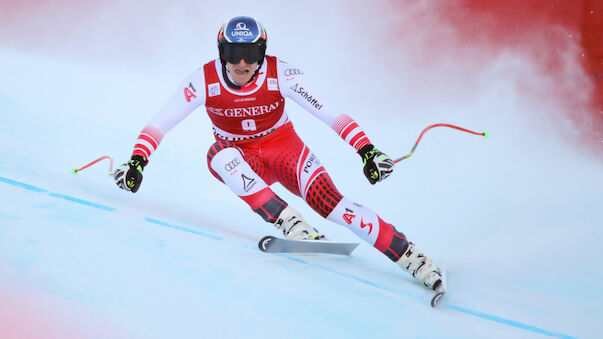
left=114, top=16, right=443, bottom=291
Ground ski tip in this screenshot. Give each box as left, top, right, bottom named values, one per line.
left=430, top=291, right=445, bottom=307
left=258, top=236, right=275, bottom=252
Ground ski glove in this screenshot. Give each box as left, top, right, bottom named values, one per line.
left=113, top=155, right=148, bottom=193
left=358, top=144, right=395, bottom=185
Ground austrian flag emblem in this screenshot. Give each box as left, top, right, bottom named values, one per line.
left=208, top=83, right=221, bottom=97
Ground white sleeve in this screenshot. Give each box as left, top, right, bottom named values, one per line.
left=131, top=68, right=206, bottom=159
left=277, top=59, right=337, bottom=126
left=276, top=59, right=372, bottom=151
left=147, top=68, right=207, bottom=135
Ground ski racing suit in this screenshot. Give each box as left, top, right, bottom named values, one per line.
left=130, top=56, right=408, bottom=262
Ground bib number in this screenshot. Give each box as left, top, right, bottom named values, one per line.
left=242, top=119, right=257, bottom=131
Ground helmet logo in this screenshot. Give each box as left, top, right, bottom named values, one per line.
left=235, top=22, right=249, bottom=31
left=232, top=21, right=254, bottom=38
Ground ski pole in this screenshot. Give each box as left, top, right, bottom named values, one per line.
left=71, top=155, right=114, bottom=176
left=394, top=123, right=488, bottom=164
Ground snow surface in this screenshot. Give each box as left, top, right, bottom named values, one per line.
left=1, top=2, right=602, bottom=338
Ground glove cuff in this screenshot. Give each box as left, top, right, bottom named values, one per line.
left=358, top=144, right=376, bottom=160
left=129, top=155, right=148, bottom=171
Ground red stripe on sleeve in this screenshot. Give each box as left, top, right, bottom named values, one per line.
left=332, top=114, right=353, bottom=134
left=348, top=132, right=366, bottom=148
left=140, top=134, right=158, bottom=150
left=133, top=149, right=149, bottom=158
left=332, top=114, right=373, bottom=151
left=133, top=144, right=151, bottom=158
left=354, top=137, right=371, bottom=150
left=341, top=122, right=359, bottom=140
left=141, top=125, right=164, bottom=144
left=131, top=125, right=164, bottom=159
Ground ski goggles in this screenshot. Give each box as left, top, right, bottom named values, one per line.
left=221, top=43, right=263, bottom=64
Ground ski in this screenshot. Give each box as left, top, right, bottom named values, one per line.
left=430, top=266, right=448, bottom=307
left=258, top=236, right=359, bottom=255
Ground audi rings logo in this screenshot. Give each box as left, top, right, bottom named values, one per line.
left=235, top=22, right=249, bottom=31
left=284, top=68, right=304, bottom=76
left=225, top=158, right=241, bottom=171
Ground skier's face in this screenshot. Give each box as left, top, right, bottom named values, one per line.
left=226, top=59, right=258, bottom=85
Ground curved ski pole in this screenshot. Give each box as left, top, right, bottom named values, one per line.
left=72, top=155, right=114, bottom=176
left=394, top=123, right=488, bottom=164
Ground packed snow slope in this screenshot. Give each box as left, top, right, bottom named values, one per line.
left=1, top=1, right=601, bottom=338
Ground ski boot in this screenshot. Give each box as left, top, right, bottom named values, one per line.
left=396, top=242, right=443, bottom=290
left=275, top=206, right=325, bottom=241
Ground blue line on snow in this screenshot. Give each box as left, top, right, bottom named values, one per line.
left=0, top=176, right=224, bottom=240
left=0, top=176, right=49, bottom=193
left=315, top=264, right=402, bottom=293
left=144, top=217, right=223, bottom=241
left=0, top=94, right=18, bottom=108
left=0, top=175, right=577, bottom=338
left=276, top=258, right=575, bottom=339
left=272, top=253, right=308, bottom=264
left=446, top=304, right=576, bottom=339
left=0, top=176, right=115, bottom=211
left=48, top=192, right=115, bottom=211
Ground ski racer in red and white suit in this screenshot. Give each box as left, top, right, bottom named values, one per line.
left=129, top=56, right=406, bottom=259
left=114, top=16, right=443, bottom=291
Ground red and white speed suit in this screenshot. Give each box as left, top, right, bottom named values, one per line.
left=131, top=56, right=408, bottom=261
